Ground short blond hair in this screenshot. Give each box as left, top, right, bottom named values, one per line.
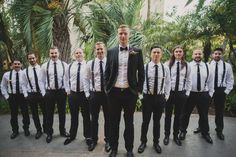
left=118, top=24, right=129, bottom=29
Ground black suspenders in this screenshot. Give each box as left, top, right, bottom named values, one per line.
left=46, top=61, right=50, bottom=89
left=220, top=62, right=226, bottom=87
left=91, top=60, right=95, bottom=91
left=159, top=64, right=165, bottom=94
left=68, top=63, right=73, bottom=88
left=46, top=60, right=65, bottom=89
left=9, top=70, right=13, bottom=93
left=169, top=63, right=188, bottom=91
left=204, top=63, right=209, bottom=89
left=145, top=63, right=165, bottom=95
left=182, top=64, right=188, bottom=90
left=26, top=68, right=34, bottom=91
left=145, top=64, right=150, bottom=94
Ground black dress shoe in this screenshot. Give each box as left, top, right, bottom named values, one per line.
left=64, top=137, right=75, bottom=145
left=193, top=127, right=201, bottom=134
left=163, top=136, right=169, bottom=145
left=153, top=143, right=162, bottom=154
left=88, top=142, right=97, bottom=151
left=35, top=131, right=43, bottom=139
left=24, top=130, right=30, bottom=136
left=179, top=132, right=186, bottom=140
left=85, top=138, right=92, bottom=145
left=174, top=137, right=182, bottom=146
left=10, top=132, right=19, bottom=139
left=105, top=142, right=111, bottom=152
left=126, top=151, right=134, bottom=157
left=46, top=135, right=52, bottom=143
left=109, top=150, right=117, bottom=157
left=217, top=132, right=225, bottom=140
left=137, top=143, right=146, bottom=153
left=60, top=132, right=70, bottom=137
left=203, top=135, right=213, bottom=144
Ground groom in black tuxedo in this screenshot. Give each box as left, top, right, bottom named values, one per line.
left=105, top=24, right=144, bottom=157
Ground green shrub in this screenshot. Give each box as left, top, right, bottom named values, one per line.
left=225, top=90, right=236, bottom=111
left=0, top=98, right=9, bottom=114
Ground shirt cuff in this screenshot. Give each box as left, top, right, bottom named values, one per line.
left=4, top=94, right=9, bottom=100
left=224, top=89, right=230, bottom=95
left=85, top=92, right=90, bottom=98
left=23, top=93, right=28, bottom=98
left=186, top=91, right=190, bottom=96
left=209, top=92, right=213, bottom=97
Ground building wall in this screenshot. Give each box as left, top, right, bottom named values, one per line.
left=140, top=0, right=165, bottom=20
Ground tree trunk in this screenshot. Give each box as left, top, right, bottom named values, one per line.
left=147, top=0, right=151, bottom=20
left=52, top=14, right=71, bottom=63
left=203, top=39, right=211, bottom=62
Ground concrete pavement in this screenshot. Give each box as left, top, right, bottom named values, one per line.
left=0, top=113, right=235, bottom=157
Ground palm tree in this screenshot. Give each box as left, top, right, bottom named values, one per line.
left=11, top=0, right=94, bottom=62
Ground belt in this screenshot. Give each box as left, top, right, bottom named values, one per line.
left=112, top=87, right=129, bottom=92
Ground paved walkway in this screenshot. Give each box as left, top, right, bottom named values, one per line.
left=0, top=113, right=235, bottom=157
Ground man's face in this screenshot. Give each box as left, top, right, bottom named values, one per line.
left=95, top=44, right=105, bottom=60
left=12, top=60, right=22, bottom=71
left=27, top=54, right=37, bottom=66
left=49, top=49, right=59, bottom=61
left=174, top=48, right=184, bottom=60
left=192, top=50, right=203, bottom=62
left=74, top=49, right=84, bottom=62
left=118, top=27, right=129, bottom=47
left=151, top=48, right=162, bottom=62
left=212, top=50, right=222, bottom=61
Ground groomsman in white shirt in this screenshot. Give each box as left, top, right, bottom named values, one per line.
left=1, top=59, right=30, bottom=139
left=84, top=42, right=111, bottom=152
left=137, top=46, right=171, bottom=154
left=40, top=46, right=69, bottom=143
left=210, top=48, right=234, bottom=140
left=163, top=46, right=192, bottom=146
left=63, top=48, right=91, bottom=145
left=22, top=53, right=46, bottom=139
left=179, top=49, right=214, bottom=144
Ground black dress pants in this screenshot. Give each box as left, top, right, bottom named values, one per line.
left=107, top=88, right=137, bottom=152
left=164, top=91, right=188, bottom=137
left=68, top=91, right=91, bottom=139
left=44, top=89, right=67, bottom=135
left=140, top=94, right=165, bottom=144
left=89, top=91, right=109, bottom=143
left=8, top=94, right=30, bottom=133
left=27, top=92, right=46, bottom=132
left=213, top=87, right=226, bottom=133
left=180, top=92, right=211, bottom=136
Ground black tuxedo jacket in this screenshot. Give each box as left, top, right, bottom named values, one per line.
left=104, top=46, right=144, bottom=95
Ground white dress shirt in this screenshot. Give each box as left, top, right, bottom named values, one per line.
left=65, top=60, right=86, bottom=93
left=143, top=61, right=171, bottom=99
left=40, top=59, right=68, bottom=95
left=1, top=70, right=24, bottom=99
left=21, top=64, right=44, bottom=97
left=210, top=60, right=234, bottom=94
left=114, top=45, right=129, bottom=88
left=189, top=61, right=214, bottom=97
left=84, top=57, right=106, bottom=97
left=165, top=60, right=192, bottom=96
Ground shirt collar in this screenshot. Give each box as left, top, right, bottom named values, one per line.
left=150, top=61, right=161, bottom=67
left=95, top=57, right=106, bottom=63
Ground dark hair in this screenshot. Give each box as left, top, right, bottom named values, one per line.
left=150, top=45, right=162, bottom=52
left=26, top=52, right=37, bottom=59
left=213, top=48, right=223, bottom=53
left=50, top=46, right=59, bottom=52
left=169, top=45, right=187, bottom=69
left=12, top=57, right=21, bottom=62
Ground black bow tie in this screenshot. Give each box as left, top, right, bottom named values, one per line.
left=120, top=47, right=128, bottom=51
